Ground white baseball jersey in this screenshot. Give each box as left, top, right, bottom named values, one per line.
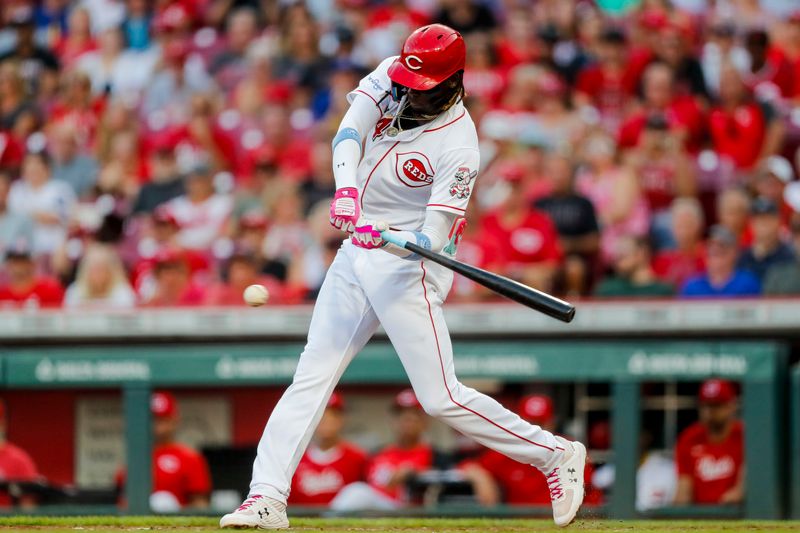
left=348, top=56, right=480, bottom=231
left=245, top=55, right=566, bottom=509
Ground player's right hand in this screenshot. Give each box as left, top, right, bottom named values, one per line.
left=329, top=187, right=360, bottom=233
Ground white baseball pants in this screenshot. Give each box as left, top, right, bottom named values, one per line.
left=249, top=241, right=564, bottom=502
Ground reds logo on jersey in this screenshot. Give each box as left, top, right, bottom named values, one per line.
left=395, top=152, right=434, bottom=187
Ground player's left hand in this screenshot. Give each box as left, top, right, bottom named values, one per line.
left=351, top=219, right=388, bottom=249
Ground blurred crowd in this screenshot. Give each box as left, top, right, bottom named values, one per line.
left=2, top=0, right=800, bottom=308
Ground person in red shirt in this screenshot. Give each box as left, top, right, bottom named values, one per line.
left=460, top=395, right=601, bottom=506
left=330, top=389, right=432, bottom=511
left=742, top=29, right=794, bottom=100
left=141, top=248, right=206, bottom=307
left=0, top=245, right=64, bottom=308
left=653, top=198, right=706, bottom=289
left=117, top=391, right=212, bottom=510
left=674, top=379, right=744, bottom=505
left=289, top=392, right=367, bottom=506
left=480, top=170, right=562, bottom=293
left=574, top=27, right=651, bottom=129
left=204, top=248, right=285, bottom=307
left=708, top=66, right=783, bottom=171
left=0, top=399, right=39, bottom=508
left=617, top=63, right=705, bottom=152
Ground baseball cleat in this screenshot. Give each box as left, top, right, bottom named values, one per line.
left=545, top=436, right=587, bottom=527
left=219, top=494, right=289, bottom=529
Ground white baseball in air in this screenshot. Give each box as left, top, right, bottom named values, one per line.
left=243, top=284, right=269, bottom=306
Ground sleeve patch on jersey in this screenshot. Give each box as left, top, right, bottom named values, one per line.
left=449, top=167, right=477, bottom=199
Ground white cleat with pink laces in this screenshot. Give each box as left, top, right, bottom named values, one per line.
left=219, top=495, right=289, bottom=529
left=545, top=436, right=587, bottom=527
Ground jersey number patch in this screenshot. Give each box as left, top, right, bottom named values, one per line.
left=395, top=152, right=434, bottom=188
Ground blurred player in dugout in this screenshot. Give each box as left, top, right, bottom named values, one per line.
left=288, top=392, right=368, bottom=506
left=459, top=395, right=602, bottom=506
left=0, top=399, right=39, bottom=508
left=117, top=392, right=212, bottom=511
left=330, top=389, right=433, bottom=510
left=674, top=379, right=744, bottom=505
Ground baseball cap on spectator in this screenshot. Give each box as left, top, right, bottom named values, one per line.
left=147, top=128, right=180, bottom=156
left=152, top=3, right=192, bottom=33
left=536, top=24, right=561, bottom=45
left=711, top=21, right=737, bottom=38
left=751, top=196, right=779, bottom=216
left=163, top=38, right=191, bottom=63
left=153, top=206, right=180, bottom=228
left=327, top=392, right=345, bottom=411
left=707, top=224, right=738, bottom=247
left=517, top=394, right=554, bottom=424
left=698, top=379, right=737, bottom=404
left=639, top=10, right=668, bottom=31
left=4, top=239, right=33, bottom=261
left=151, top=391, right=178, bottom=418
left=239, top=211, right=268, bottom=231
left=393, top=389, right=422, bottom=411
left=762, top=156, right=794, bottom=184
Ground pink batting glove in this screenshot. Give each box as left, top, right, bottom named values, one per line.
left=330, top=187, right=360, bottom=233
left=351, top=219, right=388, bottom=249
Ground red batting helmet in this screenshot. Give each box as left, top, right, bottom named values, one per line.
left=388, top=24, right=466, bottom=91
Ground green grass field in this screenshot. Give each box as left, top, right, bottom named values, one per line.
left=0, top=517, right=798, bottom=533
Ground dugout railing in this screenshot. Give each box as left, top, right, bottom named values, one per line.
left=0, top=336, right=789, bottom=519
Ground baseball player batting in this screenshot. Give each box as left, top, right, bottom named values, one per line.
left=220, top=24, right=586, bottom=529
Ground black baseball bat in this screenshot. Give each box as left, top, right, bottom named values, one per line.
left=380, top=231, right=575, bottom=323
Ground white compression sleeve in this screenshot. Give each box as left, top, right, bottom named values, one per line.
left=332, top=95, right=381, bottom=189
left=384, top=210, right=458, bottom=260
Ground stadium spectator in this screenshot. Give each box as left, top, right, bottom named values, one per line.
left=0, top=399, right=39, bottom=509
left=0, top=60, right=39, bottom=141
left=49, top=122, right=98, bottom=198
left=481, top=166, right=562, bottom=293
left=208, top=7, right=259, bottom=94
left=460, top=394, right=602, bottom=507
left=0, top=241, right=64, bottom=308
left=700, top=21, right=748, bottom=99
left=53, top=7, right=96, bottom=67
left=131, top=137, right=184, bottom=215
left=75, top=26, right=149, bottom=97
left=6, top=151, right=75, bottom=256
left=674, top=379, right=744, bottom=505
left=64, top=244, right=136, bottom=308
left=763, top=213, right=800, bottom=294
left=0, top=5, right=59, bottom=93
left=680, top=225, right=761, bottom=298
left=0, top=171, right=33, bottom=260
left=535, top=152, right=600, bottom=296
left=594, top=235, right=674, bottom=298
left=142, top=248, right=205, bottom=306
left=117, top=391, right=212, bottom=511
left=708, top=65, right=783, bottom=171
left=754, top=156, right=794, bottom=222
left=166, top=164, right=232, bottom=251
left=623, top=113, right=696, bottom=249
left=617, top=62, right=705, bottom=152
left=330, top=389, right=432, bottom=511
left=741, top=29, right=794, bottom=100
left=121, top=0, right=152, bottom=52
left=289, top=392, right=368, bottom=506
left=204, top=247, right=284, bottom=306
left=433, top=0, right=496, bottom=37
left=737, top=197, right=795, bottom=280
left=651, top=22, right=708, bottom=99
left=574, top=26, right=649, bottom=129
left=653, top=198, right=706, bottom=289
left=576, top=132, right=650, bottom=266
left=716, top=187, right=753, bottom=246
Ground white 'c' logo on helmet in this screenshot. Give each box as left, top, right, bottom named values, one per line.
left=405, top=55, right=423, bottom=70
